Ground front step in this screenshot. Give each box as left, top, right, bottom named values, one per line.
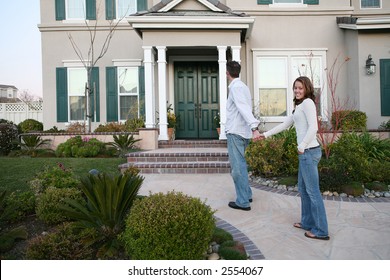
left=122, top=140, right=230, bottom=174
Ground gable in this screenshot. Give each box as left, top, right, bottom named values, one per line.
left=151, top=0, right=228, bottom=13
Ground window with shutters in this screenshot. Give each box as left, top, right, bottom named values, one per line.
left=361, top=0, right=381, bottom=9
left=118, top=67, right=139, bottom=121
left=257, top=0, right=319, bottom=5
left=106, top=0, right=146, bottom=20
left=117, top=0, right=137, bottom=17
left=252, top=49, right=327, bottom=122
left=56, top=0, right=96, bottom=20
left=68, top=68, right=87, bottom=121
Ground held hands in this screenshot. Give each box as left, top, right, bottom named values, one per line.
left=252, top=130, right=265, bottom=142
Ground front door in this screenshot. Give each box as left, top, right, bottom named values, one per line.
left=174, top=62, right=219, bottom=139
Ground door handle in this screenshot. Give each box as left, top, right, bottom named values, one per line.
left=198, top=103, right=202, bottom=119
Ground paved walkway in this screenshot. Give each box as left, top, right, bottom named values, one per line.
left=139, top=173, right=390, bottom=260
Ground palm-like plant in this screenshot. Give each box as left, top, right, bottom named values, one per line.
left=108, top=134, right=141, bottom=157
left=60, top=172, right=144, bottom=258
left=19, top=135, right=51, bottom=156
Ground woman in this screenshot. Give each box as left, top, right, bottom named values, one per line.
left=260, top=76, right=329, bottom=240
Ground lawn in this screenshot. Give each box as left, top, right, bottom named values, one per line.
left=0, top=157, right=127, bottom=193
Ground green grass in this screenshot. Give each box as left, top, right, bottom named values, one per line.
left=0, top=157, right=127, bottom=193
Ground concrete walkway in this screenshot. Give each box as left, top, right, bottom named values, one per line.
left=139, top=173, right=390, bottom=260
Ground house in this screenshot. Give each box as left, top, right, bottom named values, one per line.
left=38, top=0, right=390, bottom=140
left=0, top=84, right=19, bottom=103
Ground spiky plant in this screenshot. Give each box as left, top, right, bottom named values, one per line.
left=60, top=172, right=144, bottom=258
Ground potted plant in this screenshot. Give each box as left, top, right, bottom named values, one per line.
left=167, top=104, right=177, bottom=140
left=213, top=112, right=220, bottom=135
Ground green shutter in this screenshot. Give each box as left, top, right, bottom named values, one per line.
left=56, top=67, right=68, bottom=122
left=257, top=0, right=272, bottom=4
left=86, top=0, right=96, bottom=20
left=105, top=0, right=116, bottom=20
left=304, top=0, right=319, bottom=4
left=106, top=67, right=118, bottom=122
left=90, top=67, right=100, bottom=122
left=55, top=0, right=66, bottom=20
left=380, top=59, right=390, bottom=116
left=138, top=66, right=145, bottom=118
left=137, top=0, right=147, bottom=12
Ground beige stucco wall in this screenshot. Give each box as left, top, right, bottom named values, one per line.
left=39, top=0, right=390, bottom=132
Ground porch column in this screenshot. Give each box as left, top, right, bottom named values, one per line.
left=217, top=46, right=227, bottom=140
left=143, top=46, right=155, bottom=128
left=231, top=46, right=241, bottom=63
left=157, top=46, right=168, bottom=140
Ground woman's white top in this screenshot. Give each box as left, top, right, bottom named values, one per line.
left=263, top=98, right=319, bottom=153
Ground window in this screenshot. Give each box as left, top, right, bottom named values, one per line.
left=55, top=0, right=96, bottom=20
left=253, top=50, right=327, bottom=122
left=68, top=68, right=87, bottom=121
left=118, top=67, right=139, bottom=120
left=257, top=0, right=318, bottom=5
left=117, top=0, right=136, bottom=18
left=106, top=0, right=147, bottom=19
left=274, top=0, right=302, bottom=3
left=361, top=0, right=381, bottom=9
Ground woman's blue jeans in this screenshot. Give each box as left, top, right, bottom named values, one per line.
left=226, top=134, right=252, bottom=208
left=298, top=146, right=329, bottom=237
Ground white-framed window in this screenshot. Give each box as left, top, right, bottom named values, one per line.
left=252, top=49, right=327, bottom=122
left=118, top=67, right=139, bottom=121
left=117, top=0, right=137, bottom=18
left=271, top=0, right=306, bottom=7
left=68, top=68, right=87, bottom=121
left=66, top=0, right=85, bottom=20
left=274, top=0, right=303, bottom=3
left=361, top=0, right=381, bottom=9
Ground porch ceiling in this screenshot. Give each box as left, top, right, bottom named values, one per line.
left=126, top=11, right=255, bottom=42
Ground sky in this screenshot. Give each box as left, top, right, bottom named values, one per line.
left=0, top=0, right=42, bottom=97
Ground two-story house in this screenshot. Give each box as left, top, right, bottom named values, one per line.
left=39, top=0, right=390, bottom=140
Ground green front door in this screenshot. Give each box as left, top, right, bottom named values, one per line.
left=174, top=62, right=219, bottom=139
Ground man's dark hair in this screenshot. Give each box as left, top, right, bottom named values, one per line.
left=226, top=61, right=241, bottom=78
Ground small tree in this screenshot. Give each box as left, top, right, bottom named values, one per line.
left=316, top=54, right=353, bottom=159
left=67, top=2, right=129, bottom=132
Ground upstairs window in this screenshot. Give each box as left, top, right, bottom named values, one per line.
left=106, top=0, right=147, bottom=20
left=361, top=0, right=381, bottom=9
left=55, top=0, right=96, bottom=20
left=257, top=0, right=319, bottom=5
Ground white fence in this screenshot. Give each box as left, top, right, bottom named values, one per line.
left=0, top=102, right=43, bottom=124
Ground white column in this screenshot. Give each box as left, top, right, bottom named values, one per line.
left=157, top=46, right=168, bottom=140
left=217, top=46, right=227, bottom=140
left=143, top=46, right=155, bottom=128
left=231, top=46, right=241, bottom=63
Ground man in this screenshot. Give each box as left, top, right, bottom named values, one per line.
left=225, top=61, right=261, bottom=211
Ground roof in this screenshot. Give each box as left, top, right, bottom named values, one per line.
left=0, top=84, right=18, bottom=90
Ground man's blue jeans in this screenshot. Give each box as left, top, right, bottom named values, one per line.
left=298, top=146, right=329, bottom=237
left=226, top=134, right=252, bottom=208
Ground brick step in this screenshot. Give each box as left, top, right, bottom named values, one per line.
left=158, top=140, right=227, bottom=149
left=120, top=161, right=231, bottom=174
left=127, top=151, right=229, bottom=163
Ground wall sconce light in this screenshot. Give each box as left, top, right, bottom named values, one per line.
left=365, top=54, right=376, bottom=75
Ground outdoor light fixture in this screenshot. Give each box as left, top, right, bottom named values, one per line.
left=365, top=54, right=376, bottom=75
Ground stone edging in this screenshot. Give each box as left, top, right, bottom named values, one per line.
left=250, top=182, right=390, bottom=203
left=214, top=216, right=265, bottom=260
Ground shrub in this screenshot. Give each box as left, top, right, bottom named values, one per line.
left=124, top=118, right=145, bottom=132
left=120, top=191, right=216, bottom=260
left=365, top=181, right=389, bottom=192
left=378, top=119, right=390, bottom=130
left=94, top=122, right=125, bottom=132
left=340, top=181, right=364, bottom=197
left=18, top=119, right=43, bottom=133
left=108, top=134, right=141, bottom=157
left=29, top=163, right=80, bottom=195
left=26, top=222, right=94, bottom=260
left=36, top=186, right=84, bottom=225
left=271, top=127, right=298, bottom=175
left=60, top=172, right=144, bottom=259
left=319, top=160, right=351, bottom=193
left=56, top=136, right=107, bottom=157
left=66, top=122, right=86, bottom=133
left=0, top=122, right=19, bottom=156
left=331, top=110, right=367, bottom=131
left=18, top=135, right=52, bottom=157
left=246, top=138, right=285, bottom=177
left=211, top=227, right=233, bottom=244
left=218, top=240, right=248, bottom=260
left=3, top=190, right=35, bottom=223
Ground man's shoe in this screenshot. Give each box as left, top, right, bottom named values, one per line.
left=228, top=201, right=251, bottom=211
